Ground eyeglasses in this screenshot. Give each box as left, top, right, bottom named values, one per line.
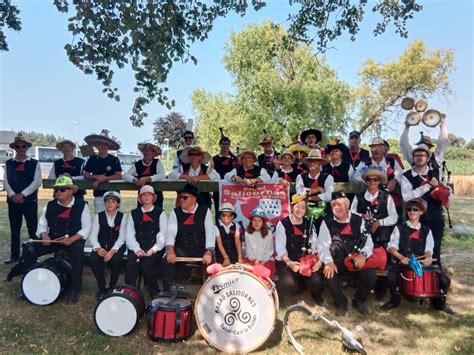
left=407, top=207, right=421, bottom=212
left=15, top=144, right=28, bottom=149
left=54, top=188, right=70, bottom=193
left=366, top=177, right=380, bottom=182
left=220, top=212, right=234, bottom=218
left=179, top=195, right=193, bottom=200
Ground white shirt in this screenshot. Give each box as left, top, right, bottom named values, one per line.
left=270, top=168, right=294, bottom=182
left=4, top=157, right=42, bottom=198
left=89, top=211, right=127, bottom=250
left=295, top=172, right=334, bottom=202
left=224, top=166, right=271, bottom=183
left=387, top=221, right=434, bottom=254
left=352, top=157, right=403, bottom=183
left=400, top=166, right=432, bottom=202
left=123, top=158, right=166, bottom=183
left=214, top=220, right=237, bottom=236
left=166, top=204, right=215, bottom=249
left=125, top=206, right=167, bottom=253
left=168, top=164, right=220, bottom=181
left=36, top=197, right=92, bottom=239
left=274, top=216, right=317, bottom=260
left=245, top=230, right=274, bottom=262
left=327, top=160, right=355, bottom=182
left=316, top=213, right=374, bottom=264
left=48, top=158, right=85, bottom=179
left=350, top=190, right=398, bottom=227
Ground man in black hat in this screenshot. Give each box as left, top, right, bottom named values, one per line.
left=4, top=134, right=42, bottom=264
left=342, top=131, right=370, bottom=168
left=322, top=140, right=354, bottom=183
left=257, top=131, right=279, bottom=176
left=316, top=191, right=377, bottom=316
left=163, top=183, right=215, bottom=290
left=300, top=129, right=323, bottom=150
left=173, top=130, right=195, bottom=169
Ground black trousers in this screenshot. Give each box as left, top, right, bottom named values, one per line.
left=21, top=239, right=85, bottom=293
left=423, top=217, right=445, bottom=267
left=125, top=249, right=163, bottom=297
left=163, top=246, right=205, bottom=291
left=324, top=259, right=377, bottom=307
left=276, top=261, right=323, bottom=302
left=7, top=199, right=38, bottom=259
left=90, top=246, right=125, bottom=292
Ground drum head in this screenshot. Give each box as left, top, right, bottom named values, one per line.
left=150, top=297, right=192, bottom=309
left=22, top=267, right=61, bottom=306
left=195, top=270, right=276, bottom=353
left=405, top=112, right=421, bottom=126
left=415, top=99, right=428, bottom=112
left=401, top=97, right=415, bottom=110
left=422, top=109, right=441, bottom=127
left=94, top=295, right=138, bottom=337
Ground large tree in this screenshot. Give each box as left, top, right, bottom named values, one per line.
left=193, top=22, right=352, bottom=152
left=18, top=131, right=64, bottom=147
left=152, top=112, right=187, bottom=148
left=355, top=39, right=454, bottom=134
left=1, top=0, right=422, bottom=126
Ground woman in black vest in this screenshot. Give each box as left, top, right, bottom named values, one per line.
left=275, top=194, right=323, bottom=304
left=381, top=198, right=453, bottom=314
left=89, top=191, right=126, bottom=300
left=224, top=150, right=271, bottom=186
left=272, top=150, right=300, bottom=188
left=322, top=141, right=354, bottom=183
left=125, top=185, right=167, bottom=298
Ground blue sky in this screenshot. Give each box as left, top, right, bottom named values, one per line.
left=1, top=0, right=472, bottom=153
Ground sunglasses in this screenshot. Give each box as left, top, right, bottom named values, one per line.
left=15, top=144, right=28, bottom=149
left=179, top=195, right=193, bottom=200
left=54, top=188, right=71, bottom=193
left=407, top=207, right=421, bottom=212
left=366, top=177, right=380, bottom=182
left=220, top=212, right=234, bottom=218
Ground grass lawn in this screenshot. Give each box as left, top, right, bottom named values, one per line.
left=0, top=191, right=473, bottom=354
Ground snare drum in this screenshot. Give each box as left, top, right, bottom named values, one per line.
left=401, top=265, right=440, bottom=298
left=94, top=284, right=145, bottom=337
left=147, top=297, right=194, bottom=341
left=22, top=257, right=72, bottom=306
left=195, top=267, right=278, bottom=353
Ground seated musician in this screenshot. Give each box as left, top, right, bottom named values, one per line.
left=295, top=149, right=334, bottom=203
left=89, top=191, right=126, bottom=300
left=215, top=203, right=243, bottom=266
left=224, top=150, right=271, bottom=186
left=316, top=191, right=377, bottom=316
left=164, top=183, right=215, bottom=291
left=350, top=168, right=397, bottom=300
left=381, top=198, right=453, bottom=314
left=11, top=176, right=91, bottom=304
left=124, top=185, right=167, bottom=298
left=322, top=140, right=354, bottom=183
left=272, top=150, right=300, bottom=188
left=275, top=194, right=323, bottom=305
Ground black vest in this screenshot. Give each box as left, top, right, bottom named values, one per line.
left=280, top=217, right=311, bottom=261
left=216, top=222, right=238, bottom=261
left=98, top=211, right=124, bottom=250
left=361, top=156, right=396, bottom=181
left=397, top=222, right=430, bottom=257
left=135, top=159, right=158, bottom=177
left=236, top=165, right=263, bottom=179
left=131, top=207, right=163, bottom=250
left=301, top=172, right=329, bottom=190
left=45, top=198, right=86, bottom=239
left=6, top=159, right=39, bottom=201
left=258, top=153, right=278, bottom=175
left=324, top=214, right=363, bottom=260
left=343, top=148, right=370, bottom=167
left=54, top=157, right=86, bottom=199
left=213, top=154, right=237, bottom=179
left=175, top=204, right=208, bottom=252
left=402, top=169, right=442, bottom=219
left=276, top=169, right=300, bottom=183
left=182, top=163, right=208, bottom=176
left=321, top=162, right=351, bottom=182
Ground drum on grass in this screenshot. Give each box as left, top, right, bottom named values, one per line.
left=94, top=284, right=145, bottom=337
left=147, top=297, right=194, bottom=341
left=22, top=257, right=72, bottom=306
left=401, top=265, right=440, bottom=298
left=195, top=268, right=277, bottom=353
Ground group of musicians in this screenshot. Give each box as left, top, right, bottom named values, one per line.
left=3, top=117, right=454, bottom=315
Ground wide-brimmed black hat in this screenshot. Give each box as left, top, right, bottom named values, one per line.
left=331, top=191, right=347, bottom=200
left=300, top=129, right=322, bottom=144
left=178, top=183, right=199, bottom=198
left=325, top=141, right=347, bottom=154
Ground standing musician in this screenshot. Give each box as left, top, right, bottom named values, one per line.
left=288, top=143, right=310, bottom=173
left=4, top=134, right=42, bottom=265
left=123, top=142, right=166, bottom=208
left=342, top=130, right=370, bottom=168
left=316, top=191, right=377, bottom=316
left=173, top=130, right=195, bottom=169
left=272, top=149, right=300, bottom=188
left=322, top=140, right=354, bottom=183
left=295, top=149, right=334, bottom=203
left=275, top=194, right=323, bottom=305
left=89, top=191, right=126, bottom=300
left=225, top=150, right=271, bottom=186
left=215, top=203, right=243, bottom=265
left=400, top=144, right=450, bottom=267
left=257, top=130, right=279, bottom=177
left=381, top=198, right=453, bottom=314
left=300, top=128, right=323, bottom=151
left=125, top=185, right=167, bottom=298
left=164, top=183, right=215, bottom=291
left=168, top=145, right=220, bottom=208
left=49, top=139, right=86, bottom=200
left=350, top=168, right=397, bottom=300
left=83, top=132, right=122, bottom=213
left=12, top=176, right=91, bottom=304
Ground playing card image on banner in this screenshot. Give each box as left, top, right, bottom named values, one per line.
left=219, top=182, right=290, bottom=233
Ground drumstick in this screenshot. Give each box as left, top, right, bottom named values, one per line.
left=176, top=257, right=203, bottom=263
left=28, top=236, right=67, bottom=243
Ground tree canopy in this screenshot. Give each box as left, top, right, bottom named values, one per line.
left=1, top=0, right=423, bottom=126
left=152, top=111, right=187, bottom=147
left=18, top=130, right=64, bottom=147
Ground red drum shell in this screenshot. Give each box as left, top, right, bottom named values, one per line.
left=147, top=297, right=193, bottom=341
left=401, top=265, right=440, bottom=298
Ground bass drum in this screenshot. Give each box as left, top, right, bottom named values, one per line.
left=195, top=268, right=277, bottom=353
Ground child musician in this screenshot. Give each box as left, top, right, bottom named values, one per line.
left=215, top=203, right=243, bottom=266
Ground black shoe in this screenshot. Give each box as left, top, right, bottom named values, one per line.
left=311, top=294, right=326, bottom=307
left=352, top=301, right=370, bottom=316
left=375, top=291, right=386, bottom=301
left=16, top=291, right=26, bottom=300
left=335, top=304, right=348, bottom=316
left=95, top=290, right=107, bottom=301
left=66, top=291, right=80, bottom=305
left=434, top=303, right=456, bottom=315
left=380, top=301, right=399, bottom=311
left=4, top=258, right=19, bottom=265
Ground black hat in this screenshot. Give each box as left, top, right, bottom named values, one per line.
left=178, top=183, right=199, bottom=198
left=348, top=130, right=360, bottom=139
left=331, top=191, right=347, bottom=200
left=325, top=141, right=347, bottom=154
left=300, top=129, right=322, bottom=144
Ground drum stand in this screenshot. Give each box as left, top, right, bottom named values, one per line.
left=284, top=303, right=367, bottom=355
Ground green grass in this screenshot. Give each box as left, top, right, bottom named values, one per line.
left=1, top=194, right=473, bottom=354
